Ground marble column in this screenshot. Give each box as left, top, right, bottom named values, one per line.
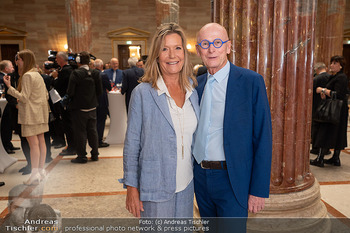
left=155, top=0, right=179, bottom=26
left=315, top=0, right=346, bottom=67
left=213, top=0, right=331, bottom=232
left=65, top=0, right=92, bottom=53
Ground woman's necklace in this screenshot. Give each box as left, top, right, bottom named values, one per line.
left=177, top=107, right=185, bottom=160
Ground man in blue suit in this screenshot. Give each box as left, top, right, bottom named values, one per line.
left=104, top=58, right=123, bottom=87
left=193, top=23, right=272, bottom=231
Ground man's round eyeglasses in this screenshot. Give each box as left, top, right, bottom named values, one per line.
left=197, top=38, right=229, bottom=49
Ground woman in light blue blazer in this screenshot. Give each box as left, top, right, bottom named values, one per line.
left=120, top=23, right=199, bottom=218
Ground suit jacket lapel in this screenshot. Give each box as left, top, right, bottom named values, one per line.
left=196, top=74, right=207, bottom=103
left=224, top=63, right=243, bottom=124
left=149, top=88, right=175, bottom=130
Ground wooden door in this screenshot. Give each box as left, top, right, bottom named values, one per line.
left=1, top=44, right=19, bottom=66
left=118, top=45, right=130, bottom=70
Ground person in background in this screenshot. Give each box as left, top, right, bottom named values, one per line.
left=9, top=55, right=32, bottom=175
left=37, top=66, right=54, bottom=163
left=310, top=62, right=330, bottom=155
left=121, top=23, right=199, bottom=220
left=94, top=59, right=111, bottom=148
left=51, top=51, right=75, bottom=155
left=3, top=49, right=49, bottom=185
left=66, top=52, right=103, bottom=163
left=136, top=59, right=145, bottom=69
left=311, top=55, right=348, bottom=167
left=0, top=60, right=20, bottom=154
left=103, top=62, right=110, bottom=70
left=0, top=107, right=5, bottom=186
left=104, top=58, right=123, bottom=88
left=121, top=57, right=144, bottom=113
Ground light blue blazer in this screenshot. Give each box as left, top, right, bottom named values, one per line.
left=121, top=82, right=200, bottom=202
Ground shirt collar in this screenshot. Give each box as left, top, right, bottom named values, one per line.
left=156, top=76, right=193, bottom=100
left=209, top=60, right=230, bottom=83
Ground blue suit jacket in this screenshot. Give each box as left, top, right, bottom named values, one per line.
left=196, top=62, right=272, bottom=209
left=104, top=68, right=123, bottom=84
left=121, top=82, right=200, bottom=202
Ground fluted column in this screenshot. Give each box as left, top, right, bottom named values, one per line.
left=213, top=0, right=331, bottom=232
left=155, top=0, right=179, bottom=26
left=315, top=0, right=346, bottom=66
left=65, top=0, right=92, bottom=53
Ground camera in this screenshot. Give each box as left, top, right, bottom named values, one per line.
left=47, top=50, right=60, bottom=69
left=67, top=52, right=78, bottom=69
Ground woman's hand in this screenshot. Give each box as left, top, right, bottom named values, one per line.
left=316, top=87, right=328, bottom=99
left=126, top=186, right=144, bottom=218
left=3, top=75, right=11, bottom=88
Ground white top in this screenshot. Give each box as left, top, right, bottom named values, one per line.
left=157, top=77, right=197, bottom=192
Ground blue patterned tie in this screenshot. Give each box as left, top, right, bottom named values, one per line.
left=193, top=75, right=215, bottom=163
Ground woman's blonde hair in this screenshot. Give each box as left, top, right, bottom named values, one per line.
left=17, top=49, right=37, bottom=91
left=141, top=23, right=197, bottom=91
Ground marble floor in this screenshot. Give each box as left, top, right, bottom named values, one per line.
left=0, top=120, right=349, bottom=232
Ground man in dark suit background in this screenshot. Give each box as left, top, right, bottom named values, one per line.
left=310, top=62, right=331, bottom=154
left=0, top=107, right=5, bottom=186
left=51, top=51, right=75, bottom=155
left=67, top=52, right=103, bottom=163
left=94, top=59, right=111, bottom=148
left=193, top=23, right=272, bottom=232
left=0, top=60, right=19, bottom=154
left=121, top=57, right=144, bottom=113
left=104, top=58, right=123, bottom=87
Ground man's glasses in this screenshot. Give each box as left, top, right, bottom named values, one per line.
left=197, top=38, right=229, bottom=49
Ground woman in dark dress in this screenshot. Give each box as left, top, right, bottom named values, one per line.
left=311, top=55, right=348, bottom=167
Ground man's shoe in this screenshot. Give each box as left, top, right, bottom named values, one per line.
left=98, top=142, right=109, bottom=148
left=310, top=158, right=324, bottom=167
left=71, top=157, right=88, bottom=164
left=11, top=147, right=20, bottom=150
left=5, top=149, right=15, bottom=154
left=59, top=150, right=76, bottom=156
left=324, top=157, right=341, bottom=166
left=19, top=165, right=30, bottom=173
left=0, top=182, right=5, bottom=187
left=22, top=167, right=32, bottom=175
left=91, top=156, right=99, bottom=161
left=54, top=143, right=66, bottom=149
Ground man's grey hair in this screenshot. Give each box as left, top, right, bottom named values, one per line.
left=57, top=51, right=68, bottom=61
left=128, top=57, right=138, bottom=67
left=0, top=60, right=11, bottom=71
left=314, top=62, right=326, bottom=70
left=94, top=59, right=103, bottom=68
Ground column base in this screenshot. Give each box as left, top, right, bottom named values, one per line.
left=247, top=179, right=331, bottom=233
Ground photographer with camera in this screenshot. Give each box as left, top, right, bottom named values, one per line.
left=66, top=51, right=102, bottom=163
left=51, top=51, right=76, bottom=156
